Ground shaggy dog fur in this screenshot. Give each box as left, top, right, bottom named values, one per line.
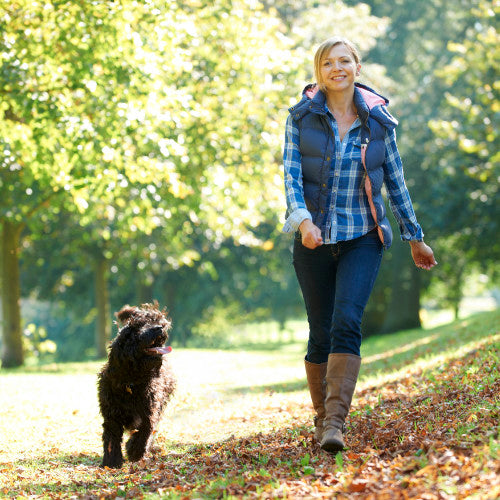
left=98, top=302, right=176, bottom=468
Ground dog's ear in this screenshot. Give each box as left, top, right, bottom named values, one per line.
left=116, top=305, right=136, bottom=324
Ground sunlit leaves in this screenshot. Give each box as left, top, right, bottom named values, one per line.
left=426, top=0, right=499, bottom=267
left=2, top=0, right=413, bottom=355
left=1, top=1, right=131, bottom=218
left=429, top=0, right=499, bottom=182
left=1, top=0, right=391, bottom=249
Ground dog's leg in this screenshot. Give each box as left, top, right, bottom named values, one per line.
left=101, top=420, right=124, bottom=468
left=125, top=421, right=153, bottom=462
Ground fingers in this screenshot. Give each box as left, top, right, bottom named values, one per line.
left=410, top=242, right=438, bottom=270
left=301, top=226, right=323, bottom=249
left=303, top=235, right=323, bottom=249
left=415, top=255, right=438, bottom=270
left=411, top=249, right=437, bottom=270
left=416, top=262, right=436, bottom=270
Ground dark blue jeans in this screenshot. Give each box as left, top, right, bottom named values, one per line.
left=293, top=230, right=383, bottom=362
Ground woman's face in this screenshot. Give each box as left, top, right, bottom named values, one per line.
left=319, top=43, right=360, bottom=94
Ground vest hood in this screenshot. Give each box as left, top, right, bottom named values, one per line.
left=289, top=82, right=398, bottom=130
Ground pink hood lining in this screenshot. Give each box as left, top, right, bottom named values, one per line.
left=305, top=84, right=386, bottom=110
left=357, top=86, right=386, bottom=109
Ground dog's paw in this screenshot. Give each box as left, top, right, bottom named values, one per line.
left=126, top=449, right=147, bottom=462
left=101, top=458, right=123, bottom=469
left=126, top=439, right=148, bottom=462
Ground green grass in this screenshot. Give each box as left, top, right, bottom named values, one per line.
left=0, top=309, right=498, bottom=499
left=360, top=309, right=500, bottom=384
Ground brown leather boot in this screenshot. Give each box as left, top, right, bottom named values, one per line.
left=304, top=360, right=328, bottom=442
left=320, top=353, right=361, bottom=453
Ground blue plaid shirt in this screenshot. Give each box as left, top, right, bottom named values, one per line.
left=282, top=105, right=423, bottom=244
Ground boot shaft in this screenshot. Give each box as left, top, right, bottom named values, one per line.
left=304, top=360, right=328, bottom=419
left=324, top=353, right=361, bottom=430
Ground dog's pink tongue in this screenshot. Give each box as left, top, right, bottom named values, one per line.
left=148, top=346, right=172, bottom=355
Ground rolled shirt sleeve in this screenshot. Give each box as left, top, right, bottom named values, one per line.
left=282, top=114, right=312, bottom=233
left=383, top=129, right=424, bottom=241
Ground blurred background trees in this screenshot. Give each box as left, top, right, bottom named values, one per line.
left=355, top=0, right=499, bottom=331
left=1, top=0, right=498, bottom=366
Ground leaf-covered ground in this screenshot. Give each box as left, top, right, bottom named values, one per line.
left=1, top=311, right=498, bottom=499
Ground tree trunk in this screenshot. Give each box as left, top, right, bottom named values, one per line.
left=94, top=256, right=111, bottom=358
left=451, top=267, right=464, bottom=320
left=1, top=221, right=24, bottom=367
left=137, top=280, right=155, bottom=305
left=382, top=243, right=422, bottom=333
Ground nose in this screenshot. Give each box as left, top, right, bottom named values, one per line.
left=147, top=326, right=163, bottom=336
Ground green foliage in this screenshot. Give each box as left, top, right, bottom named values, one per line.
left=346, top=0, right=499, bottom=323
left=2, top=0, right=498, bottom=364
left=428, top=0, right=499, bottom=266
left=22, top=322, right=57, bottom=362
left=2, top=0, right=305, bottom=361
left=335, top=451, right=344, bottom=469
left=20, top=298, right=97, bottom=362
left=8, top=0, right=389, bottom=357
left=1, top=1, right=142, bottom=220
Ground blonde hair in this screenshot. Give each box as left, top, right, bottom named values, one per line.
left=314, top=37, right=361, bottom=91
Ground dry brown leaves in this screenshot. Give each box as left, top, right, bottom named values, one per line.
left=114, top=344, right=499, bottom=498
left=3, top=342, right=498, bottom=499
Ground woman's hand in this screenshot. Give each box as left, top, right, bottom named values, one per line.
left=409, top=241, right=437, bottom=270
left=299, top=219, right=323, bottom=249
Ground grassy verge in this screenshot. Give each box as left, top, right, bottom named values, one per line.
left=0, top=310, right=498, bottom=499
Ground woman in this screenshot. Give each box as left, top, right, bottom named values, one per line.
left=282, top=37, right=437, bottom=453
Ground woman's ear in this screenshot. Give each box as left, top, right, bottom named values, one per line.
left=356, top=63, right=361, bottom=77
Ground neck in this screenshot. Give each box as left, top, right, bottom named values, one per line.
left=325, top=87, right=356, bottom=115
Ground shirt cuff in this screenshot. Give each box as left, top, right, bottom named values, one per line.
left=282, top=208, right=312, bottom=233
left=400, top=226, right=424, bottom=242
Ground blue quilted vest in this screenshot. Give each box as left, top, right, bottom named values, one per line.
left=288, top=82, right=398, bottom=249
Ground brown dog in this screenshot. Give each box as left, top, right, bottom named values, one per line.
left=97, top=302, right=176, bottom=468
